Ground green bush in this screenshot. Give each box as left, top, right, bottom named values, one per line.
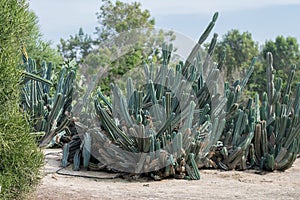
left=0, top=109, right=44, bottom=199
left=0, top=0, right=44, bottom=199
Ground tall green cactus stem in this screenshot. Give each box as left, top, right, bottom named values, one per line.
left=266, top=52, right=274, bottom=119
left=21, top=55, right=77, bottom=147
left=205, top=56, right=257, bottom=170
left=184, top=12, right=218, bottom=72
left=252, top=52, right=300, bottom=171
left=82, top=133, right=92, bottom=168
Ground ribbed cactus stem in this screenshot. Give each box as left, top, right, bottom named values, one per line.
left=266, top=52, right=274, bottom=107
left=184, top=12, right=218, bottom=72
left=261, top=121, right=268, bottom=157
left=188, top=153, right=200, bottom=180
left=62, top=143, right=70, bottom=168
left=207, top=33, right=218, bottom=58
left=83, top=133, right=91, bottom=168
left=184, top=101, right=196, bottom=130
left=23, top=71, right=53, bottom=86
left=240, top=58, right=256, bottom=90
left=283, top=65, right=296, bottom=98
left=294, top=83, right=300, bottom=116
left=56, top=67, right=66, bottom=95
left=233, top=109, right=244, bottom=147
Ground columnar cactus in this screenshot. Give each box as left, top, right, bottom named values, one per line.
left=253, top=52, right=300, bottom=171
left=208, top=52, right=300, bottom=171
left=61, top=14, right=300, bottom=180
left=204, top=59, right=256, bottom=170
left=63, top=12, right=228, bottom=180
left=20, top=53, right=77, bottom=147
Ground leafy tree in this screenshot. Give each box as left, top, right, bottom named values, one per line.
left=81, top=0, right=174, bottom=94
left=214, top=29, right=259, bottom=81
left=0, top=0, right=44, bottom=199
left=27, top=39, right=63, bottom=67
left=58, top=27, right=93, bottom=62
left=57, top=1, right=174, bottom=95
left=261, top=36, right=300, bottom=91
left=95, top=0, right=155, bottom=42
left=245, top=36, right=300, bottom=97
left=262, top=36, right=300, bottom=70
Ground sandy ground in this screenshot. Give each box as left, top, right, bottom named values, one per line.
left=33, top=149, right=300, bottom=200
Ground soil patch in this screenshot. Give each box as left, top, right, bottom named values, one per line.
left=33, top=149, right=300, bottom=200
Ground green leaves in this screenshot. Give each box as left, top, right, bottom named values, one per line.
left=214, top=29, right=259, bottom=80
left=0, top=1, right=44, bottom=198
left=95, top=0, right=155, bottom=41
left=58, top=28, right=93, bottom=62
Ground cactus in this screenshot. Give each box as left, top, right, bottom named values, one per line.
left=204, top=57, right=256, bottom=171
left=252, top=52, right=300, bottom=171
left=209, top=52, right=300, bottom=172
left=89, top=39, right=225, bottom=178
left=63, top=12, right=229, bottom=179
left=82, top=132, right=92, bottom=168
left=20, top=54, right=77, bottom=147
left=60, top=15, right=300, bottom=180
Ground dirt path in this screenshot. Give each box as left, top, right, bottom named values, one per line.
left=33, top=149, right=300, bottom=200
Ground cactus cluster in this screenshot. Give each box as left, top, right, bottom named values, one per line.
left=207, top=52, right=300, bottom=171
left=62, top=13, right=228, bottom=180
left=35, top=12, right=298, bottom=180
left=253, top=53, right=300, bottom=171
left=202, top=58, right=257, bottom=170
left=20, top=53, right=77, bottom=147
left=62, top=12, right=300, bottom=179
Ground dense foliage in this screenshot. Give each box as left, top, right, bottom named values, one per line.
left=95, top=0, right=155, bottom=41
left=214, top=29, right=259, bottom=79
left=58, top=28, right=93, bottom=63
left=0, top=0, right=58, bottom=199
left=262, top=36, right=300, bottom=92
left=213, top=30, right=300, bottom=97
left=58, top=0, right=174, bottom=95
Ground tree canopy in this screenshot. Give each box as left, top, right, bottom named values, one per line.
left=58, top=0, right=174, bottom=94
left=58, top=27, right=94, bottom=62
left=261, top=36, right=300, bottom=91
left=214, top=29, right=259, bottom=81
left=95, top=0, right=155, bottom=42
left=262, top=36, right=300, bottom=70
left=212, top=30, right=300, bottom=97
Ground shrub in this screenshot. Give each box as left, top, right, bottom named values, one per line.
left=0, top=0, right=44, bottom=199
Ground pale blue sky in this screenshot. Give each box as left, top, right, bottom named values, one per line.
left=28, top=0, right=300, bottom=46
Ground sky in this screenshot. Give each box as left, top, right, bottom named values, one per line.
left=28, top=0, right=300, bottom=48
